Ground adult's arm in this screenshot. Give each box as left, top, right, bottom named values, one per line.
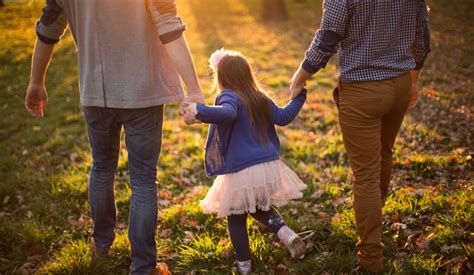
left=290, top=0, right=349, bottom=97
left=25, top=0, right=68, bottom=117
left=25, top=39, right=55, bottom=118
left=164, top=36, right=203, bottom=101
left=147, top=0, right=204, bottom=114
left=409, top=1, right=431, bottom=110
left=412, top=0, right=431, bottom=70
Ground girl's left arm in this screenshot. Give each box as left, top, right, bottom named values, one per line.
left=272, top=89, right=307, bottom=126
left=195, top=93, right=239, bottom=124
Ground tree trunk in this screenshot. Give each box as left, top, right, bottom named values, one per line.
left=0, top=0, right=4, bottom=7
left=261, top=0, right=288, bottom=21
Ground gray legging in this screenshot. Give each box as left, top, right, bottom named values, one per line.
left=227, top=207, right=286, bottom=261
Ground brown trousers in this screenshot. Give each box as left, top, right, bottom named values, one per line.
left=334, top=73, right=411, bottom=272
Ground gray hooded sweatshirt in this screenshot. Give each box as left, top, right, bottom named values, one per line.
left=35, top=0, right=187, bottom=108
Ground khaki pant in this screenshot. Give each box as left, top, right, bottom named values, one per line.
left=334, top=73, right=411, bottom=272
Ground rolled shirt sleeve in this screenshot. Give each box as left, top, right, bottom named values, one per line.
left=146, top=0, right=186, bottom=44
left=412, top=0, right=431, bottom=70
left=302, top=0, right=349, bottom=75
left=35, top=0, right=68, bottom=44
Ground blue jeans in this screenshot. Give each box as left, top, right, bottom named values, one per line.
left=84, top=106, right=164, bottom=275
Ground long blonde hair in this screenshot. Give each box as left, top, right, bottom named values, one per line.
left=215, top=52, right=272, bottom=144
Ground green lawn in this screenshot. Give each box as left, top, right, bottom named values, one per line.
left=0, top=0, right=472, bottom=274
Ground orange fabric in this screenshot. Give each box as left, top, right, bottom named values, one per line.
left=335, top=73, right=412, bottom=272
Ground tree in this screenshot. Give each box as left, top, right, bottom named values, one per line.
left=0, top=0, right=4, bottom=7
left=261, top=0, right=288, bottom=21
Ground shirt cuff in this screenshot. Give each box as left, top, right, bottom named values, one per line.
left=36, top=31, right=60, bottom=44
left=160, top=25, right=186, bottom=44
left=414, top=59, right=426, bottom=70
left=195, top=103, right=207, bottom=121
left=295, top=89, right=308, bottom=101
left=299, top=88, right=308, bottom=97
left=302, top=59, right=321, bottom=75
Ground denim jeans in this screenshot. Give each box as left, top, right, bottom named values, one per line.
left=83, top=105, right=164, bottom=275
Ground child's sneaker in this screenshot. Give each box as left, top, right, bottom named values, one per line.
left=277, top=226, right=306, bottom=259
left=236, top=260, right=252, bottom=275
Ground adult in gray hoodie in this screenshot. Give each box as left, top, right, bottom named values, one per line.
left=25, top=1, right=203, bottom=274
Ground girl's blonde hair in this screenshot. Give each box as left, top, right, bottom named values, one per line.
left=214, top=51, right=272, bottom=144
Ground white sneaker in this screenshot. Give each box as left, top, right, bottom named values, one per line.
left=277, top=226, right=306, bottom=259
left=236, top=260, right=252, bottom=275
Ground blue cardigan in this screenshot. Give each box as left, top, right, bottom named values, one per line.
left=196, top=89, right=307, bottom=176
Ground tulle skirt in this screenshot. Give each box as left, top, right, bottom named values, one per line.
left=200, top=160, right=306, bottom=217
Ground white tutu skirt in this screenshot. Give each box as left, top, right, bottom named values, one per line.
left=200, top=160, right=306, bottom=217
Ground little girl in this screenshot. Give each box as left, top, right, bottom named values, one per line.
left=184, top=49, right=307, bottom=274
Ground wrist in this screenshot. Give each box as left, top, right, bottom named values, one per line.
left=29, top=79, right=45, bottom=86
left=188, top=92, right=203, bottom=97
left=293, top=66, right=311, bottom=84
left=187, top=93, right=205, bottom=103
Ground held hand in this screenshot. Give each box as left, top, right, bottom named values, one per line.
left=183, top=103, right=200, bottom=125
left=25, top=83, right=48, bottom=118
left=179, top=93, right=205, bottom=116
left=289, top=80, right=306, bottom=99
left=289, top=65, right=310, bottom=98
left=408, top=84, right=418, bottom=111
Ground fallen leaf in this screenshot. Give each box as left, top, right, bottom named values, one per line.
left=2, top=196, right=10, bottom=205
left=16, top=195, right=24, bottom=205
left=311, top=190, right=325, bottom=199
left=441, top=244, right=460, bottom=252
left=415, top=240, right=429, bottom=250
left=70, top=153, right=79, bottom=162
left=183, top=231, right=194, bottom=244
left=157, top=262, right=170, bottom=275
left=159, top=199, right=171, bottom=207
left=160, top=228, right=172, bottom=238
left=159, top=191, right=173, bottom=201
left=218, top=238, right=230, bottom=246
left=391, top=222, right=407, bottom=230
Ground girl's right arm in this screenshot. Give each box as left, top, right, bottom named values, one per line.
left=272, top=89, right=307, bottom=126
left=194, top=92, right=239, bottom=124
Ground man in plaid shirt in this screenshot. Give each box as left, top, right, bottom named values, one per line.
left=290, top=0, right=430, bottom=273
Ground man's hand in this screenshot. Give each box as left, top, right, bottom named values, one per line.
left=183, top=102, right=200, bottom=125
left=409, top=70, right=421, bottom=111
left=289, top=64, right=311, bottom=98
left=179, top=93, right=204, bottom=116
left=25, top=83, right=48, bottom=118
left=408, top=84, right=418, bottom=110
left=26, top=39, right=55, bottom=118
left=289, top=80, right=306, bottom=99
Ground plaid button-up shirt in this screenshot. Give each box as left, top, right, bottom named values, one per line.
left=303, top=0, right=431, bottom=83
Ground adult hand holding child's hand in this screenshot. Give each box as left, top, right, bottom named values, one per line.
left=179, top=94, right=204, bottom=116
left=183, top=102, right=200, bottom=125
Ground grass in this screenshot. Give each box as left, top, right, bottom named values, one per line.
left=0, top=0, right=473, bottom=273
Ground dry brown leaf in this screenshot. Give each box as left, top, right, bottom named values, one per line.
left=311, top=190, right=325, bottom=199
left=160, top=229, right=172, bottom=238
left=16, top=194, right=24, bottom=205
left=2, top=196, right=10, bottom=205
